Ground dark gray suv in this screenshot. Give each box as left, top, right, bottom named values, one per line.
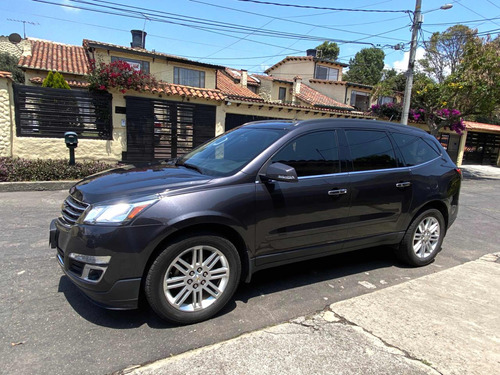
left=50, top=119, right=461, bottom=324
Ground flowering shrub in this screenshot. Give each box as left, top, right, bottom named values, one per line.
left=86, top=60, right=157, bottom=93
left=371, top=103, right=465, bottom=134
left=0, top=157, right=113, bottom=182
left=435, top=108, right=466, bottom=134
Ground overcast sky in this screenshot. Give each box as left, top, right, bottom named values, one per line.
left=1, top=0, right=499, bottom=75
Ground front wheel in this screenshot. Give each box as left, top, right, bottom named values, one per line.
left=145, top=235, right=241, bottom=324
left=396, top=209, right=445, bottom=267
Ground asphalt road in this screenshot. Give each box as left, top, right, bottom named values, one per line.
left=1, top=178, right=499, bottom=375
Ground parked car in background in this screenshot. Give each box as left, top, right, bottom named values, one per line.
left=50, top=119, right=461, bottom=324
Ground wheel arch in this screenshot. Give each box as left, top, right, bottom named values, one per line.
left=409, top=200, right=449, bottom=231
left=141, top=221, right=251, bottom=297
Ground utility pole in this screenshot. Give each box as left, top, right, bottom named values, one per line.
left=401, top=0, right=422, bottom=125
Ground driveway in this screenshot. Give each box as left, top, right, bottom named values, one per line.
left=0, top=179, right=499, bottom=375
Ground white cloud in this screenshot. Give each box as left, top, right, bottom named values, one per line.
left=392, top=47, right=425, bottom=72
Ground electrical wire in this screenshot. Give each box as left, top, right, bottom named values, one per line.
left=188, top=0, right=407, bottom=42
left=235, top=0, right=410, bottom=14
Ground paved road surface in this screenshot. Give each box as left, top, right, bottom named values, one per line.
left=0, top=179, right=498, bottom=375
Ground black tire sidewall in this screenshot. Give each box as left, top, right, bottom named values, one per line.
left=400, top=209, right=446, bottom=266
left=145, top=235, right=241, bottom=324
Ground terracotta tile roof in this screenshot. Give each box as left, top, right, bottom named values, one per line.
left=0, top=71, right=13, bottom=80
left=308, top=79, right=373, bottom=90
left=224, top=68, right=259, bottom=86
left=296, top=83, right=354, bottom=110
left=464, top=121, right=500, bottom=133
left=29, top=76, right=89, bottom=88
left=18, top=39, right=88, bottom=75
left=265, top=56, right=348, bottom=74
left=252, top=74, right=274, bottom=81
left=83, top=39, right=225, bottom=70
left=30, top=75, right=225, bottom=100
left=217, top=70, right=263, bottom=100
left=146, top=81, right=226, bottom=101
left=227, top=96, right=370, bottom=117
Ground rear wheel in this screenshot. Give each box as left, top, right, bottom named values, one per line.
left=396, top=209, right=445, bottom=266
left=145, top=235, right=241, bottom=324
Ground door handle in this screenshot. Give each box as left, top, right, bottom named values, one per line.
left=396, top=182, right=412, bottom=188
left=328, top=188, right=347, bottom=196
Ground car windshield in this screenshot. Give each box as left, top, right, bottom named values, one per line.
left=177, top=127, right=285, bottom=176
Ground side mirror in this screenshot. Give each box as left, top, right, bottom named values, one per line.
left=263, top=162, right=298, bottom=183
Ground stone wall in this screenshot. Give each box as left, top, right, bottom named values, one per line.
left=0, top=36, right=31, bottom=58
left=0, top=75, right=13, bottom=157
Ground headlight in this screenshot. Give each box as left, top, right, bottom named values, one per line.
left=83, top=198, right=158, bottom=225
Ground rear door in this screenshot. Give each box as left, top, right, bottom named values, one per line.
left=344, top=129, right=413, bottom=241
left=254, top=130, right=351, bottom=265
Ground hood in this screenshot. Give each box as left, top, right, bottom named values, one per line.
left=71, top=163, right=212, bottom=203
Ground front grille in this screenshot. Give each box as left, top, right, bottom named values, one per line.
left=69, top=259, right=85, bottom=276
left=59, top=195, right=89, bottom=226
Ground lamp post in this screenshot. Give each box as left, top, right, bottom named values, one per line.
left=400, top=2, right=453, bottom=125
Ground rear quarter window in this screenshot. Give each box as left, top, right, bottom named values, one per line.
left=392, top=133, right=441, bottom=166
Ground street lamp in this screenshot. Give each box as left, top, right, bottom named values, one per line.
left=400, top=1, right=453, bottom=125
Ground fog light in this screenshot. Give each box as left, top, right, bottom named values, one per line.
left=69, top=253, right=111, bottom=265
left=87, top=268, right=103, bottom=281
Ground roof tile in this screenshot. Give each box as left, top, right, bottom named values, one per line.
left=216, top=70, right=263, bottom=100
left=18, top=39, right=88, bottom=75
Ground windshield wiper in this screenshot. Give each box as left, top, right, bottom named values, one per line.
left=179, top=162, right=203, bottom=174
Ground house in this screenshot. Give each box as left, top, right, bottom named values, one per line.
left=264, top=50, right=401, bottom=111
left=3, top=31, right=373, bottom=163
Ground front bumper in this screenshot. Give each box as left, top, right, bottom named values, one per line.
left=50, top=218, right=164, bottom=310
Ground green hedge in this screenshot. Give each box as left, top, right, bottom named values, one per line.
left=0, top=157, right=114, bottom=182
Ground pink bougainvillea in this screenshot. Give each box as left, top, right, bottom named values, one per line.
left=86, top=59, right=157, bottom=93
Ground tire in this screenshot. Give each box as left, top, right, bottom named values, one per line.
left=145, top=235, right=241, bottom=324
left=396, top=209, right=445, bottom=267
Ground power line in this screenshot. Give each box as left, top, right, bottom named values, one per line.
left=235, top=0, right=409, bottom=14
left=34, top=0, right=393, bottom=47
left=455, top=1, right=500, bottom=27
left=189, top=0, right=408, bottom=42
left=424, top=16, right=500, bottom=26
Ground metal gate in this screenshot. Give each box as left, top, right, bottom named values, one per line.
left=464, top=131, right=500, bottom=165
left=125, top=97, right=216, bottom=162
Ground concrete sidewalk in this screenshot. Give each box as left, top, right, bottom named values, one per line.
left=121, top=253, right=500, bottom=375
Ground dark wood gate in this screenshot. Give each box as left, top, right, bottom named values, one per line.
left=125, top=97, right=216, bottom=162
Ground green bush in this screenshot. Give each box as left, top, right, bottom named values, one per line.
left=0, top=157, right=114, bottom=182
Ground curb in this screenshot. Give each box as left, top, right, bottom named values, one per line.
left=0, top=180, right=76, bottom=192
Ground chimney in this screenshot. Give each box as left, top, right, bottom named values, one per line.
left=292, top=76, right=302, bottom=103
left=306, top=49, right=317, bottom=57
left=240, top=69, right=248, bottom=88
left=131, top=30, right=147, bottom=49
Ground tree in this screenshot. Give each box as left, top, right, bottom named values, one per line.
left=0, top=52, right=24, bottom=83
left=343, top=48, right=385, bottom=85
left=442, top=34, right=500, bottom=119
left=419, top=25, right=475, bottom=83
left=315, top=41, right=340, bottom=61
left=42, top=71, right=71, bottom=89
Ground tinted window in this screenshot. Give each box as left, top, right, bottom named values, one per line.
left=346, top=130, right=397, bottom=171
left=392, top=133, right=440, bottom=166
left=271, top=131, right=340, bottom=177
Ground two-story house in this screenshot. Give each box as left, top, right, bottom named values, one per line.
left=264, top=49, right=395, bottom=112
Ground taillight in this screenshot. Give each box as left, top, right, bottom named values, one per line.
left=455, top=168, right=462, bottom=177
